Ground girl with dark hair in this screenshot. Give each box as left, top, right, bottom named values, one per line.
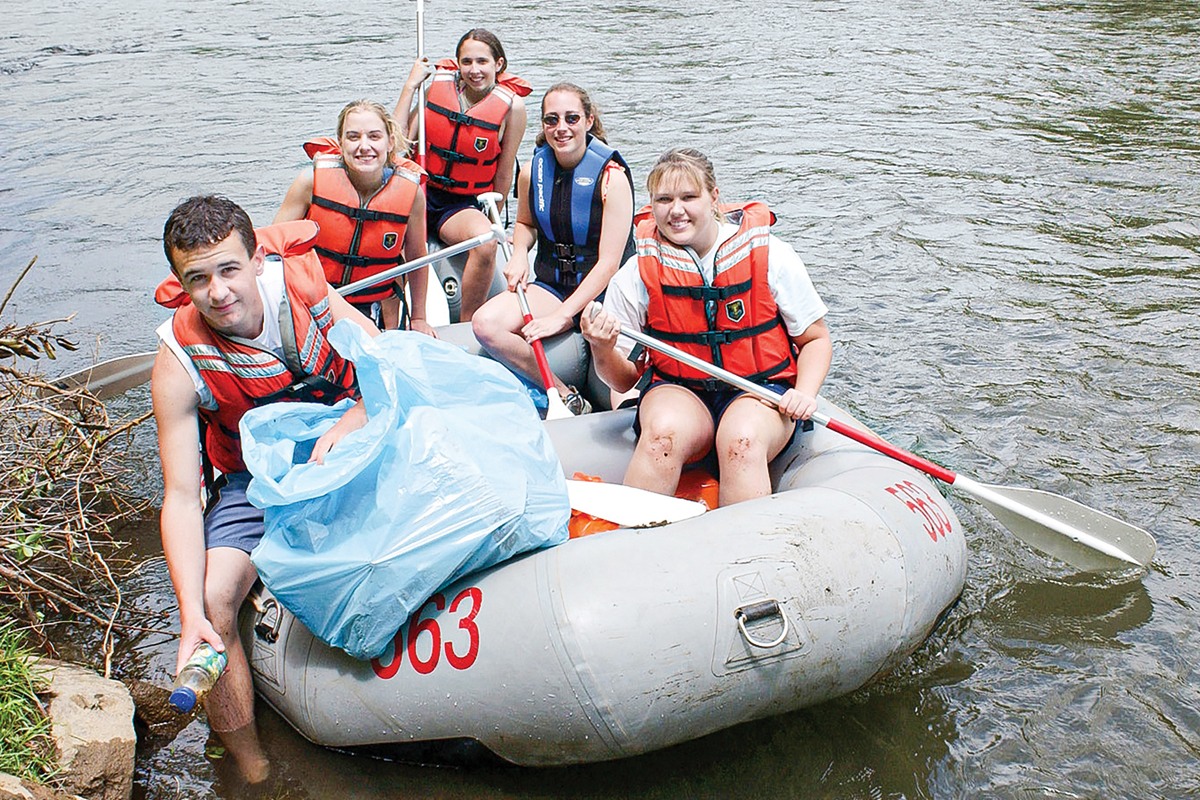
left=394, top=29, right=530, bottom=321
left=472, top=83, right=635, bottom=410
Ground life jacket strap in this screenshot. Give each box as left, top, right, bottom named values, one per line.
left=427, top=102, right=502, bottom=132
left=428, top=174, right=492, bottom=191
left=314, top=246, right=403, bottom=271
left=660, top=278, right=752, bottom=302
left=256, top=368, right=355, bottom=406
left=429, top=144, right=479, bottom=166
left=646, top=317, right=782, bottom=347
left=311, top=196, right=409, bottom=225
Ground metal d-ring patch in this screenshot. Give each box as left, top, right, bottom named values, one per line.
left=734, top=598, right=790, bottom=649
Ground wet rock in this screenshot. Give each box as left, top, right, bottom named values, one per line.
left=0, top=772, right=84, bottom=800
left=127, top=679, right=192, bottom=740
left=40, top=661, right=134, bottom=800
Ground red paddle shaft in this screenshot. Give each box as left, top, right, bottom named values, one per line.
left=515, top=283, right=558, bottom=394
left=813, top=413, right=957, bottom=485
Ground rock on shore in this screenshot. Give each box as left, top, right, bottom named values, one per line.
left=40, top=660, right=134, bottom=800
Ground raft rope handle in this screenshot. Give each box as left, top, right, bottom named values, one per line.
left=734, top=599, right=790, bottom=649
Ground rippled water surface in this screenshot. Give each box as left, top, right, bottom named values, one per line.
left=3, top=0, right=1198, bottom=797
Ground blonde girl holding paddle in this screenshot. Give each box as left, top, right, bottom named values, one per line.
left=582, top=148, right=832, bottom=507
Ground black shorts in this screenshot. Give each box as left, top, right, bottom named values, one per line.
left=351, top=299, right=385, bottom=329
left=425, top=186, right=481, bottom=238
left=633, top=379, right=798, bottom=447
left=529, top=280, right=604, bottom=327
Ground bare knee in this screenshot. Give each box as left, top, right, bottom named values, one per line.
left=719, top=434, right=768, bottom=472
left=638, top=421, right=689, bottom=465
left=471, top=302, right=501, bottom=347
left=203, top=557, right=256, bottom=641
left=204, top=589, right=243, bottom=642
left=466, top=240, right=497, bottom=269
left=643, top=432, right=677, bottom=461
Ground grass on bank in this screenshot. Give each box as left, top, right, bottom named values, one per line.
left=0, top=620, right=58, bottom=783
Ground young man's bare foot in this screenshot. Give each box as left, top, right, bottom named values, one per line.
left=214, top=722, right=271, bottom=784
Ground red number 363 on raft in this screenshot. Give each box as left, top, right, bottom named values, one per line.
left=371, top=586, right=482, bottom=679
left=887, top=480, right=953, bottom=542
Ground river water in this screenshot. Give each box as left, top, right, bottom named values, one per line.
left=3, top=0, right=1198, bottom=797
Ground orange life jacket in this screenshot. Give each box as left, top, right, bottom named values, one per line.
left=636, top=202, right=797, bottom=390
left=155, top=220, right=358, bottom=475
left=302, top=137, right=423, bottom=304
left=423, top=60, right=530, bottom=195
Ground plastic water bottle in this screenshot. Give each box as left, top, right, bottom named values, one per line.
left=169, top=643, right=227, bottom=713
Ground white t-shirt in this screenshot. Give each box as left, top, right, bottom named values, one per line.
left=156, top=255, right=288, bottom=410
left=603, top=223, right=828, bottom=357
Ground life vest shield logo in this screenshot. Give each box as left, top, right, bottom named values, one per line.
left=474, top=136, right=488, bottom=152
left=382, top=232, right=399, bottom=250
left=725, top=299, right=746, bottom=323
left=575, top=176, right=595, bottom=187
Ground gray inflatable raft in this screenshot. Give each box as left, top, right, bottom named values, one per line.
left=239, top=373, right=967, bottom=766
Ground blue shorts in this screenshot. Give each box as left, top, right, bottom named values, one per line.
left=203, top=472, right=264, bottom=553
left=633, top=380, right=798, bottom=448
left=426, top=186, right=481, bottom=238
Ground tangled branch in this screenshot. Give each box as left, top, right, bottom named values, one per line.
left=0, top=261, right=153, bottom=677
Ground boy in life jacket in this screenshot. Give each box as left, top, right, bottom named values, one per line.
left=151, top=195, right=378, bottom=784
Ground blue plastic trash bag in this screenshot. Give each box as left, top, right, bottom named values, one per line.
left=239, top=320, right=570, bottom=660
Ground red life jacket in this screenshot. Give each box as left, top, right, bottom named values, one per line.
left=423, top=60, right=530, bottom=195
left=155, top=220, right=358, bottom=475
left=301, top=137, right=423, bottom=304
left=637, top=202, right=797, bottom=390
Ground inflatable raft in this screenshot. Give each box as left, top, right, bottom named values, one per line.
left=238, top=328, right=967, bottom=766
left=422, top=239, right=508, bottom=325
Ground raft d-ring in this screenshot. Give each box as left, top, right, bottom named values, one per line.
left=254, top=596, right=282, bottom=643
left=735, top=599, right=790, bottom=649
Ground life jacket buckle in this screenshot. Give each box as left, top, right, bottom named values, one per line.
left=552, top=242, right=578, bottom=264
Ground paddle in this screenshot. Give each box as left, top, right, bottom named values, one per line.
left=415, top=0, right=426, bottom=170
left=566, top=479, right=706, bottom=528
left=45, top=229, right=505, bottom=400
left=42, top=350, right=158, bottom=401
left=592, top=304, right=1156, bottom=572
left=478, top=192, right=575, bottom=419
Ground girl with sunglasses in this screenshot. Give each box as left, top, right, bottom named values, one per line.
left=581, top=149, right=832, bottom=507
left=472, top=83, right=635, bottom=408
left=395, top=29, right=530, bottom=322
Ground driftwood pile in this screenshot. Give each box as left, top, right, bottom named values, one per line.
left=0, top=259, right=153, bottom=676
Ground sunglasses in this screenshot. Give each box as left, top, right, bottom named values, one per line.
left=541, top=112, right=583, bottom=127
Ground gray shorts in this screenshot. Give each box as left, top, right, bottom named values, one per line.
left=203, top=472, right=264, bottom=553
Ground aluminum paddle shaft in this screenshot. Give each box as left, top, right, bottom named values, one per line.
left=415, top=0, right=426, bottom=167
left=605, top=313, right=1155, bottom=572
left=49, top=231, right=504, bottom=398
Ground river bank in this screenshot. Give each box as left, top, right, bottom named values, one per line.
left=4, top=0, right=1198, bottom=797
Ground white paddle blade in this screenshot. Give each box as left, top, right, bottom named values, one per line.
left=43, top=351, right=157, bottom=400
left=567, top=479, right=707, bottom=528
left=545, top=387, right=575, bottom=420
left=961, top=478, right=1156, bottom=572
